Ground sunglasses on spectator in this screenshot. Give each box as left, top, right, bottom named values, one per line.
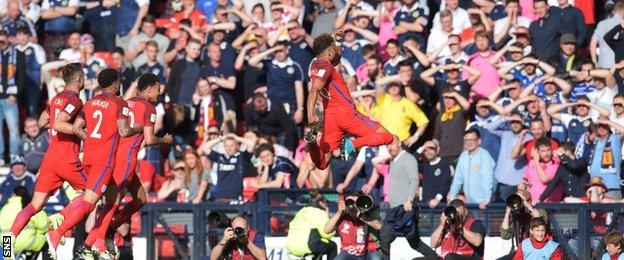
left=173, top=167, right=185, bottom=171
left=614, top=103, right=624, bottom=108
left=449, top=43, right=459, bottom=46
left=510, top=120, right=523, bottom=124
left=575, top=104, right=588, bottom=108
left=208, top=132, right=220, bottom=136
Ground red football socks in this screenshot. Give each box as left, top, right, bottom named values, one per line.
left=308, top=142, right=329, bottom=170
left=55, top=200, right=95, bottom=236
left=352, top=132, right=394, bottom=149
left=109, top=199, right=143, bottom=231
left=10, top=204, right=36, bottom=236
left=85, top=203, right=118, bottom=248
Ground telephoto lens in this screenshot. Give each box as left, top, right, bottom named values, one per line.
left=355, top=195, right=374, bottom=213
left=234, top=227, right=246, bottom=239
left=506, top=194, right=524, bottom=213
left=345, top=198, right=356, bottom=209
left=444, top=206, right=459, bottom=224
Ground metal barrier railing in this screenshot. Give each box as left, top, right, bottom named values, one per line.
left=116, top=189, right=624, bottom=259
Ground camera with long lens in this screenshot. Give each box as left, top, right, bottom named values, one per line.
left=345, top=195, right=375, bottom=213
left=233, top=227, right=247, bottom=239
left=506, top=194, right=524, bottom=213
left=444, top=206, right=460, bottom=225
left=208, top=212, right=232, bottom=228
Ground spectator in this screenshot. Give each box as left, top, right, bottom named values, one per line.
left=522, top=137, right=561, bottom=202
left=338, top=25, right=377, bottom=69
left=18, top=117, right=49, bottom=174
left=373, top=81, right=429, bottom=148
left=429, top=34, right=467, bottom=66
left=426, top=10, right=454, bottom=63
left=375, top=0, right=399, bottom=61
left=166, top=39, right=202, bottom=107
left=0, top=30, right=25, bottom=161
left=605, top=18, right=624, bottom=64
left=433, top=89, right=471, bottom=163
left=126, top=15, right=171, bottom=69
left=601, top=231, right=624, bottom=260
left=588, top=118, right=624, bottom=199
left=1, top=0, right=37, bottom=41
left=417, top=140, right=453, bottom=208
left=467, top=99, right=504, bottom=162
left=591, top=1, right=623, bottom=69
left=156, top=160, right=189, bottom=202
left=498, top=55, right=555, bottom=91
left=254, top=143, right=296, bottom=189
left=379, top=139, right=437, bottom=258
left=249, top=41, right=304, bottom=123
left=80, top=33, right=107, bottom=100
left=14, top=27, right=45, bottom=117
left=430, top=199, right=486, bottom=259
left=210, top=215, right=267, bottom=260
left=511, top=119, right=557, bottom=162
left=112, top=47, right=137, bottom=96
left=183, top=149, right=209, bottom=204
left=114, top=0, right=149, bottom=49
left=448, top=129, right=495, bottom=208
left=135, top=41, right=166, bottom=84
left=467, top=31, right=502, bottom=97
left=420, top=61, right=480, bottom=109
left=323, top=192, right=383, bottom=259
left=335, top=144, right=389, bottom=203
left=0, top=186, right=47, bottom=256
left=234, top=40, right=266, bottom=102
left=200, top=41, right=237, bottom=121
left=382, top=40, right=405, bottom=76
left=0, top=156, right=35, bottom=204
left=245, top=93, right=296, bottom=151
left=512, top=218, right=562, bottom=259
left=500, top=190, right=549, bottom=257
left=539, top=142, right=590, bottom=201
left=612, top=94, right=624, bottom=126
left=40, top=0, right=79, bottom=59
left=548, top=97, right=609, bottom=143
left=393, top=0, right=429, bottom=45
left=555, top=0, right=586, bottom=46
left=493, top=0, right=531, bottom=46
left=198, top=133, right=256, bottom=203
left=286, top=192, right=337, bottom=259
left=20, top=0, right=41, bottom=24
left=170, top=0, right=208, bottom=34
left=311, top=0, right=343, bottom=38
left=285, top=21, right=314, bottom=79
left=546, top=34, right=583, bottom=78
left=528, top=0, right=566, bottom=60
left=192, top=78, right=229, bottom=141
left=81, top=0, right=116, bottom=52
left=57, top=31, right=81, bottom=63
left=432, top=0, right=471, bottom=33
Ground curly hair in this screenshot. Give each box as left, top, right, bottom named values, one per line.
left=312, top=33, right=335, bottom=57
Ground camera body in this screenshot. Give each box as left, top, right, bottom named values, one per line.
left=233, top=227, right=247, bottom=239
left=444, top=206, right=460, bottom=225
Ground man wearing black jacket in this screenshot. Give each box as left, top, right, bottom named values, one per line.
left=0, top=30, right=25, bottom=163
left=605, top=20, right=624, bottom=64
left=539, top=142, right=590, bottom=201
left=165, top=39, right=202, bottom=107
left=245, top=93, right=296, bottom=151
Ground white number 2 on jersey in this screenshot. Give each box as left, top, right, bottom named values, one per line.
left=90, top=110, right=103, bottom=139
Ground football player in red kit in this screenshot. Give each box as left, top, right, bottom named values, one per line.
left=306, top=32, right=397, bottom=170
left=46, top=68, right=142, bottom=258
left=82, top=73, right=173, bottom=255
left=7, top=63, right=88, bottom=248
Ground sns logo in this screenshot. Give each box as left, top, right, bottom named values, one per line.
left=2, top=235, right=11, bottom=257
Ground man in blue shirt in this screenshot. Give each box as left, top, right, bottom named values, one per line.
left=393, top=0, right=429, bottom=45
left=166, top=39, right=202, bottom=107
left=286, top=21, right=314, bottom=81
left=113, top=0, right=149, bottom=49
left=528, top=0, right=567, bottom=60
left=136, top=41, right=166, bottom=84
left=0, top=156, right=35, bottom=205
left=1, top=1, right=37, bottom=40
left=249, top=41, right=305, bottom=124
left=201, top=41, right=237, bottom=114
left=449, top=129, right=495, bottom=208
left=589, top=117, right=624, bottom=199
left=14, top=27, right=44, bottom=117
left=18, top=117, right=48, bottom=174
left=199, top=133, right=257, bottom=203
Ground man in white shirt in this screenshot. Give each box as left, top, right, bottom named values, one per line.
left=493, top=0, right=531, bottom=45
left=432, top=0, right=471, bottom=33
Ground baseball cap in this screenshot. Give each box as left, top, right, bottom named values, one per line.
left=560, top=34, right=576, bottom=45
left=80, top=34, right=94, bottom=46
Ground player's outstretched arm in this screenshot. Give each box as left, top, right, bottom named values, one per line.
left=38, top=110, right=50, bottom=129
left=144, top=125, right=173, bottom=146
left=72, top=116, right=87, bottom=140
left=117, top=119, right=143, bottom=138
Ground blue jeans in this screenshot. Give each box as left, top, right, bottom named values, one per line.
left=495, top=183, right=518, bottom=203
left=0, top=98, right=20, bottom=157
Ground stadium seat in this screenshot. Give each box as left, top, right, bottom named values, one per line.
left=242, top=177, right=259, bottom=202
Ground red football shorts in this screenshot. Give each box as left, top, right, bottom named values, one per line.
left=137, top=159, right=155, bottom=186
left=321, top=109, right=381, bottom=151
left=112, top=155, right=138, bottom=192
left=85, top=164, right=114, bottom=196
left=34, top=160, right=87, bottom=194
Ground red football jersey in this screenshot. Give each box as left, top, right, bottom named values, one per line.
left=82, top=92, right=129, bottom=166
left=118, top=96, right=156, bottom=153
left=337, top=217, right=378, bottom=256
left=44, top=90, right=83, bottom=164
left=309, top=59, right=355, bottom=110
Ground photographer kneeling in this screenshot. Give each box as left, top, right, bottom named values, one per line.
left=431, top=199, right=486, bottom=260
left=324, top=192, right=383, bottom=259
left=499, top=190, right=549, bottom=259
left=210, top=216, right=267, bottom=260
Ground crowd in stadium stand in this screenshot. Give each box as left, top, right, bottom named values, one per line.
left=1, top=0, right=624, bottom=258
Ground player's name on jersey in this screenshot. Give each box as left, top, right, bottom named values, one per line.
left=91, top=99, right=111, bottom=109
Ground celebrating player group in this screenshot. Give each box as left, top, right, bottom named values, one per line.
left=5, top=63, right=173, bottom=259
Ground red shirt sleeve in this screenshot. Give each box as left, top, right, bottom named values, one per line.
left=310, top=61, right=333, bottom=83
left=117, top=99, right=129, bottom=121
left=64, top=96, right=82, bottom=118
left=143, top=102, right=156, bottom=127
